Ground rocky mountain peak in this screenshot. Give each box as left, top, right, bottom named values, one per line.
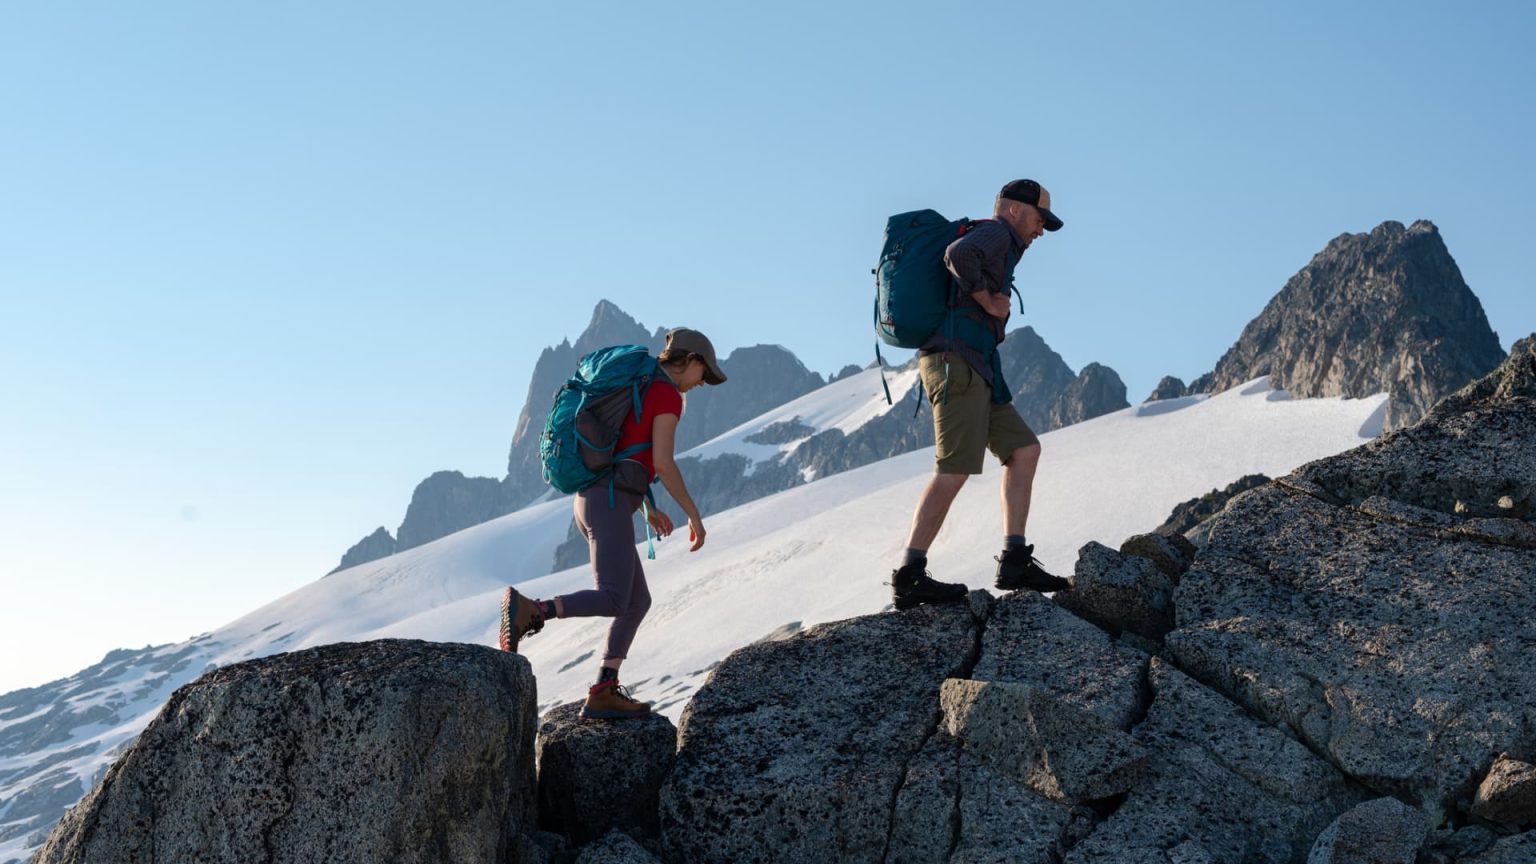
left=1189, top=218, right=1504, bottom=431
left=576, top=300, right=661, bottom=355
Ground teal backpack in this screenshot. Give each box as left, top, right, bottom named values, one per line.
left=539, top=345, right=670, bottom=507
left=874, top=210, right=1017, bottom=406
left=874, top=209, right=975, bottom=354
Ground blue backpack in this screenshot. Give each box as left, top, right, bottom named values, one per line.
left=539, top=345, right=671, bottom=503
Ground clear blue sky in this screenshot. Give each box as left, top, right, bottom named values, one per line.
left=2, top=1, right=1532, bottom=694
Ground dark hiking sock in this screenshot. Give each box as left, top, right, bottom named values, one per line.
left=594, top=666, right=620, bottom=688
left=1004, top=535, right=1028, bottom=553
left=902, top=548, right=927, bottom=568
left=539, top=600, right=557, bottom=620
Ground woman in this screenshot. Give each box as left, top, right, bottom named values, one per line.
left=501, top=327, right=727, bottom=719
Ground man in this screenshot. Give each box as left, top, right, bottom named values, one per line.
left=891, top=179, right=1073, bottom=609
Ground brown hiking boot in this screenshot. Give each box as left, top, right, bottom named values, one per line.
left=581, top=680, right=651, bottom=720
left=499, top=587, right=544, bottom=652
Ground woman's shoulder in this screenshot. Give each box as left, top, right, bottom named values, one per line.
left=647, top=378, right=684, bottom=413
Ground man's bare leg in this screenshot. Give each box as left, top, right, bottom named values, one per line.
left=906, top=472, right=971, bottom=551
left=1001, top=444, right=1040, bottom=537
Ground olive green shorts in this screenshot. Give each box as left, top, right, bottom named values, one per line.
left=920, top=352, right=1039, bottom=475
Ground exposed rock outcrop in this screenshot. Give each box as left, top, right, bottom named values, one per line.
left=829, top=363, right=865, bottom=383
left=1306, top=797, right=1426, bottom=864
left=938, top=678, right=1148, bottom=802
left=659, top=584, right=1377, bottom=864
left=658, top=594, right=989, bottom=864
left=998, top=324, right=1080, bottom=432
left=1472, top=756, right=1536, bottom=827
left=1153, top=473, right=1271, bottom=540
left=537, top=702, right=676, bottom=847
left=1168, top=335, right=1536, bottom=824
left=1049, top=362, right=1129, bottom=428
left=395, top=470, right=522, bottom=552
left=1146, top=375, right=1187, bottom=402
left=1461, top=832, right=1536, bottom=863
left=1188, top=220, right=1505, bottom=431
left=34, top=640, right=538, bottom=864
left=573, top=830, right=663, bottom=864
left=1054, top=540, right=1179, bottom=644
left=330, top=525, right=397, bottom=574
left=1066, top=659, right=1365, bottom=864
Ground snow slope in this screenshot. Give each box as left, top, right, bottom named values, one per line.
left=0, top=377, right=1385, bottom=862
left=680, top=364, right=921, bottom=469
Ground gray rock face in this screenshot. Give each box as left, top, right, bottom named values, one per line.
left=661, top=590, right=1159, bottom=864
left=1146, top=375, right=1187, bottom=402
left=395, top=469, right=521, bottom=552
left=1054, top=541, right=1176, bottom=643
left=972, top=591, right=1150, bottom=731
left=1119, top=531, right=1198, bottom=581
left=1049, top=362, right=1129, bottom=429
left=573, top=830, right=662, bottom=864
left=1306, top=797, right=1427, bottom=864
left=1167, top=336, right=1536, bottom=823
left=1188, top=219, right=1505, bottom=431
left=1461, top=832, right=1536, bottom=864
left=1473, top=756, right=1536, bottom=827
left=1284, top=335, right=1536, bottom=523
left=659, top=595, right=988, bottom=864
left=1067, top=659, right=1365, bottom=864
left=998, top=324, right=1080, bottom=433
left=889, top=730, right=1075, bottom=864
left=33, top=640, right=539, bottom=864
left=939, top=679, right=1148, bottom=802
left=830, top=363, right=865, bottom=383
left=1153, top=473, right=1271, bottom=539
left=536, top=701, right=676, bottom=846
left=330, top=525, right=397, bottom=574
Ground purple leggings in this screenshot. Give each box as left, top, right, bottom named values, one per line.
left=558, top=486, right=653, bottom=661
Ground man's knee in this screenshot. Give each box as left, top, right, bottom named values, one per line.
left=1006, top=443, right=1041, bottom=469
left=932, top=470, right=972, bottom=489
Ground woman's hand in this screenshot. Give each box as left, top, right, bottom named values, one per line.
left=648, top=508, right=674, bottom=538
left=688, top=516, right=707, bottom=552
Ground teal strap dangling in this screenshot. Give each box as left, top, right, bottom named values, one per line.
left=640, top=498, right=657, bottom=560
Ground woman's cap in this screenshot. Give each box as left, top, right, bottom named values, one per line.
left=665, top=328, right=728, bottom=385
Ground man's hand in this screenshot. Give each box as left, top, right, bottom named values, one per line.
left=647, top=508, right=674, bottom=538
left=970, top=289, right=1011, bottom=320
left=688, top=516, right=707, bottom=551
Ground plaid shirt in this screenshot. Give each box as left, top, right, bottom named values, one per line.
left=919, top=219, right=1026, bottom=391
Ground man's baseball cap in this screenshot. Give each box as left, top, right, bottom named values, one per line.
left=665, top=327, right=728, bottom=385
left=999, top=179, right=1064, bottom=231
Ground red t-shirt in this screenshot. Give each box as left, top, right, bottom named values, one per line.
left=616, top=381, right=683, bottom=480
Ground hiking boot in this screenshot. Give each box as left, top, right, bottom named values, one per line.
left=994, top=545, right=1072, bottom=593
left=581, top=680, right=651, bottom=720
left=499, top=587, right=545, bottom=652
left=891, top=563, right=968, bottom=611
